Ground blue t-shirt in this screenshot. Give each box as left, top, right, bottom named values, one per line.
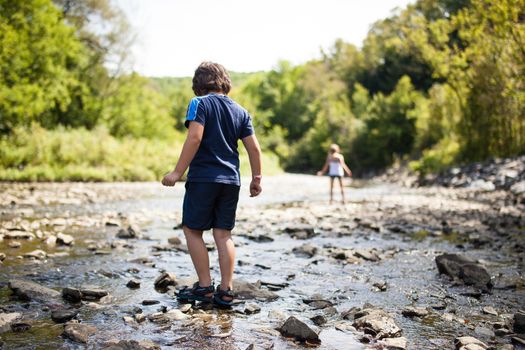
left=184, top=93, right=254, bottom=186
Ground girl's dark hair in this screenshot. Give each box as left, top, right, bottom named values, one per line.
left=192, top=62, right=232, bottom=96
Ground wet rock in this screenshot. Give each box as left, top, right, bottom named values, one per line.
left=279, top=316, right=320, bottom=343
left=514, top=311, right=525, bottom=333
left=8, top=279, right=61, bottom=302
left=0, top=252, right=5, bottom=261
left=165, top=309, right=189, bottom=321
left=244, top=303, right=261, bottom=315
left=233, top=280, right=278, bottom=301
left=373, top=280, right=387, bottom=291
left=0, top=312, right=21, bottom=333
left=167, top=236, right=182, bottom=245
left=117, top=225, right=141, bottom=239
left=402, top=306, right=429, bottom=318
left=352, top=307, right=402, bottom=339
left=468, top=180, right=495, bottom=191
left=4, top=231, right=34, bottom=240
left=80, top=287, right=108, bottom=301
left=63, top=323, right=97, bottom=344
left=511, top=336, right=525, bottom=347
left=284, top=225, right=316, bottom=240
left=435, top=254, right=492, bottom=290
left=51, top=308, right=78, bottom=323
left=303, top=296, right=333, bottom=310
left=126, top=279, right=141, bottom=289
left=292, top=244, right=318, bottom=258
left=380, top=337, right=407, bottom=350
left=56, top=233, right=74, bottom=245
left=310, top=315, right=327, bottom=326
left=354, top=249, right=381, bottom=262
left=142, top=300, right=159, bottom=306
left=62, top=287, right=82, bottom=303
left=23, top=249, right=46, bottom=259
left=454, top=336, right=487, bottom=350
left=154, top=272, right=177, bottom=290
left=102, top=339, right=161, bottom=350
left=11, top=322, right=31, bottom=332
left=482, top=306, right=497, bottom=316
left=474, top=326, right=494, bottom=338
left=8, top=241, right=21, bottom=248
left=45, top=235, right=57, bottom=246
left=510, top=180, right=525, bottom=195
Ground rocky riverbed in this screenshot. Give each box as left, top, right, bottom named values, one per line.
left=0, top=175, right=524, bottom=349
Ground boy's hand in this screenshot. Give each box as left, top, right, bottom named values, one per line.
left=161, top=171, right=182, bottom=187
left=249, top=175, right=262, bottom=197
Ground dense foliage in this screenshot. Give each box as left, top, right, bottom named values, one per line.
left=0, top=0, right=523, bottom=180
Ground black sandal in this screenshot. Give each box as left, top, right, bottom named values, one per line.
left=177, top=282, right=214, bottom=303
left=213, top=286, right=234, bottom=308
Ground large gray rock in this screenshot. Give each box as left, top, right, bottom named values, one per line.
left=279, top=316, right=320, bottom=343
left=8, top=279, right=61, bottom=303
left=102, top=339, right=161, bottom=350
left=352, top=307, right=402, bottom=339
left=0, top=312, right=22, bottom=333
left=233, top=280, right=278, bottom=301
left=435, top=254, right=492, bottom=290
left=63, top=323, right=97, bottom=344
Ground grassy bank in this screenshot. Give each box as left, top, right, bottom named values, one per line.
left=0, top=125, right=281, bottom=182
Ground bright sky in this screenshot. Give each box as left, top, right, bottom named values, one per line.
left=116, top=0, right=414, bottom=77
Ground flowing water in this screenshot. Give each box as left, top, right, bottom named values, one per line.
left=0, top=175, right=523, bottom=349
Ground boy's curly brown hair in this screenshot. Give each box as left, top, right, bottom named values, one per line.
left=192, top=62, right=232, bottom=96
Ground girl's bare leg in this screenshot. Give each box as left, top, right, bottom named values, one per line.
left=329, top=177, right=334, bottom=204
left=338, top=177, right=345, bottom=204
left=183, top=226, right=212, bottom=289
left=213, top=228, right=235, bottom=300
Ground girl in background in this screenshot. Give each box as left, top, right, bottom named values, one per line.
left=317, top=144, right=352, bottom=204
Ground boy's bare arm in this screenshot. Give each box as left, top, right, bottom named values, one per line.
left=161, top=122, right=204, bottom=186
left=241, top=134, right=262, bottom=197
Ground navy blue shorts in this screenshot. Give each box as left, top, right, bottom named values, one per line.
left=182, top=182, right=240, bottom=231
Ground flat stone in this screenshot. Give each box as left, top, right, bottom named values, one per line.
left=167, top=236, right=182, bottom=245
left=56, top=233, right=74, bottom=245
left=4, top=231, right=34, bottom=240
left=279, top=316, right=320, bottom=343
left=102, top=339, right=161, bottom=350
left=11, top=322, right=31, bottom=332
left=402, top=306, right=429, bottom=318
left=80, top=287, right=108, bottom=301
left=23, top=249, right=47, bottom=259
left=8, top=279, right=61, bottom=303
left=310, top=315, right=327, bottom=326
left=165, top=309, right=189, bottom=321
left=381, top=337, right=408, bottom=350
left=63, top=323, right=97, bottom=344
left=154, top=272, right=177, bottom=290
left=511, top=336, right=525, bottom=346
left=354, top=249, right=381, bottom=262
left=284, top=225, right=316, bottom=240
left=126, top=279, right=141, bottom=289
left=454, top=336, right=487, bottom=349
left=481, top=306, right=497, bottom=316
left=292, top=244, right=318, bottom=258
left=244, top=303, right=261, bottom=315
left=8, top=241, right=21, bottom=248
left=0, top=252, right=5, bottom=261
left=233, top=280, right=279, bottom=301
left=353, top=307, right=402, bottom=339
left=436, top=254, right=492, bottom=291
left=142, top=300, right=160, bottom=306
left=0, top=312, right=22, bottom=333
left=51, top=308, right=78, bottom=323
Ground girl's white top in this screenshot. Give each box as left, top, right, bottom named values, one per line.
left=328, top=159, right=344, bottom=176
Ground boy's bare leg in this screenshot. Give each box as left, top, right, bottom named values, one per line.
left=213, top=228, right=235, bottom=300
left=329, top=177, right=334, bottom=204
left=338, top=177, right=345, bottom=204
left=183, top=226, right=212, bottom=289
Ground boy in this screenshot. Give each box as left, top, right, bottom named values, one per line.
left=161, top=62, right=262, bottom=308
